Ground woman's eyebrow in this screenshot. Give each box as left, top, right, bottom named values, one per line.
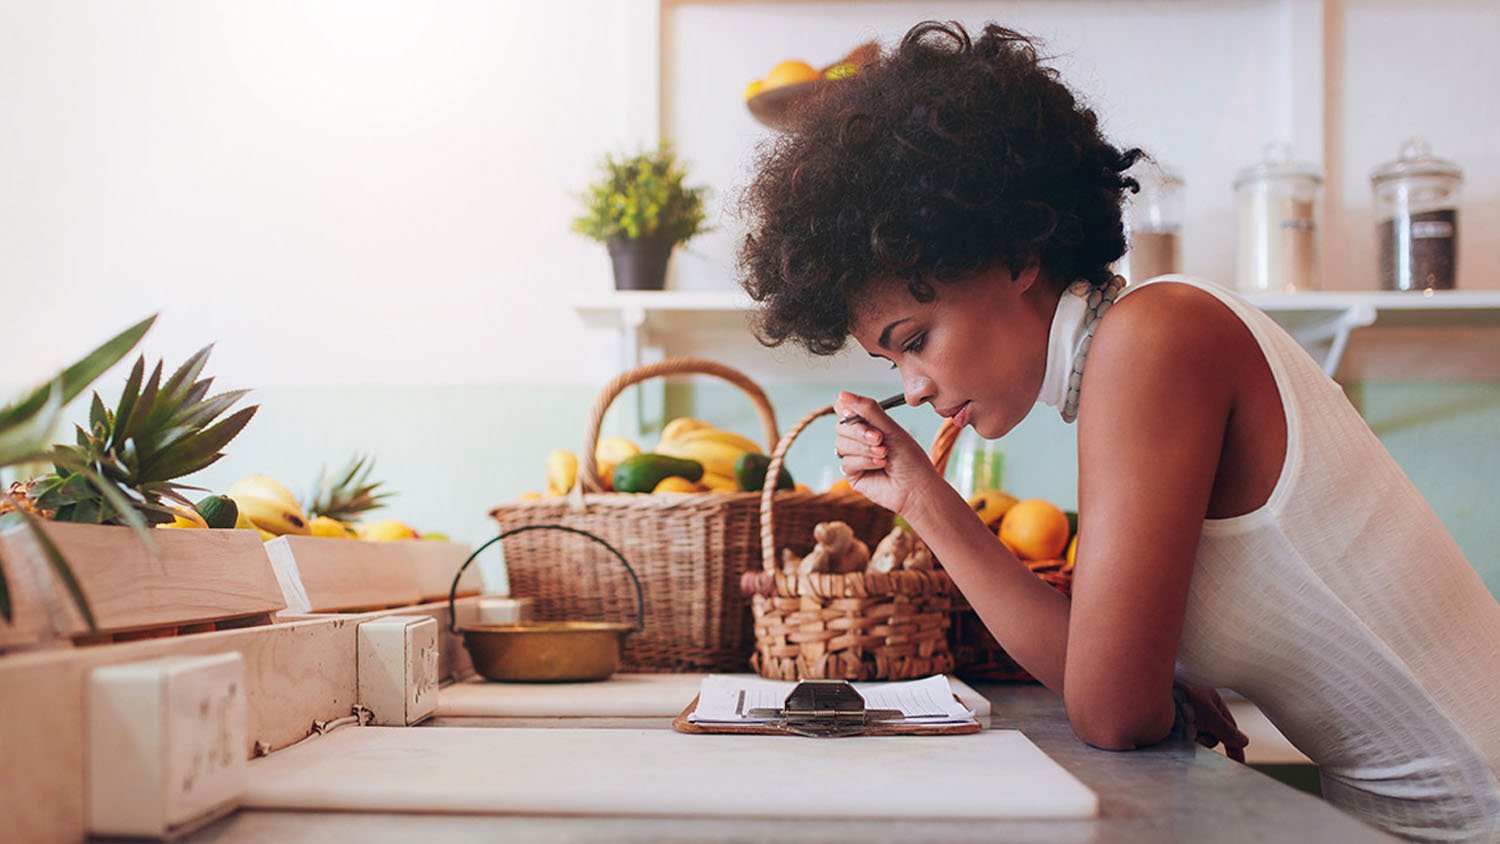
left=877, top=318, right=912, bottom=350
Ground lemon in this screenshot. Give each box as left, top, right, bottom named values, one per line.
left=309, top=515, right=354, bottom=538
left=357, top=520, right=420, bottom=542
left=998, top=499, right=1070, bottom=561
left=744, top=79, right=764, bottom=101
left=1066, top=535, right=1078, bottom=568
left=652, top=476, right=703, bottom=494
left=967, top=490, right=1019, bottom=529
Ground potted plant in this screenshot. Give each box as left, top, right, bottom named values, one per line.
left=572, top=141, right=709, bottom=291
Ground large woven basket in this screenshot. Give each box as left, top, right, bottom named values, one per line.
left=741, top=404, right=956, bottom=682
left=490, top=358, right=892, bottom=673
left=927, top=418, right=1074, bottom=683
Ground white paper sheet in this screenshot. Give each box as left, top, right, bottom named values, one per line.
left=688, top=674, right=976, bottom=725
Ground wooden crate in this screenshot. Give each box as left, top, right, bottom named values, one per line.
left=0, top=523, right=285, bottom=651
left=264, top=536, right=424, bottom=615
left=408, top=540, right=483, bottom=603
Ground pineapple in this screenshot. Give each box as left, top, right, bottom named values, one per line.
left=305, top=453, right=392, bottom=524
left=29, top=347, right=257, bottom=526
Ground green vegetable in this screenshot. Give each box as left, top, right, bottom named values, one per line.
left=734, top=452, right=793, bottom=492
left=613, top=454, right=704, bottom=494
left=195, top=494, right=240, bottom=529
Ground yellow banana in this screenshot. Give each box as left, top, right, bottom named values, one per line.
left=228, top=475, right=302, bottom=511
left=546, top=450, right=578, bottom=496
left=665, top=426, right=765, bottom=457
left=660, top=417, right=714, bottom=443
left=232, top=493, right=311, bottom=536
left=654, top=438, right=749, bottom=480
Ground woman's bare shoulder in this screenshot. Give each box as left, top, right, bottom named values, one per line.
left=1091, top=282, right=1249, bottom=369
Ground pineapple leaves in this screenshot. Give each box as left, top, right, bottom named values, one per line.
left=0, top=382, right=62, bottom=465
left=0, top=315, right=154, bottom=431
left=145, top=406, right=257, bottom=481
left=110, top=357, right=145, bottom=450
left=306, top=452, right=394, bottom=521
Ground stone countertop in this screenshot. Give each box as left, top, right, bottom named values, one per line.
left=188, top=683, right=1393, bottom=843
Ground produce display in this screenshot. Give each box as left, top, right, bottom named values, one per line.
left=523, top=417, right=805, bottom=498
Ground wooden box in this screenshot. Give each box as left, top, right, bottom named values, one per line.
left=264, top=536, right=423, bottom=615
left=407, top=540, right=483, bottom=603
left=0, top=523, right=285, bottom=651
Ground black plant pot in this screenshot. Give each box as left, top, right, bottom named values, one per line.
left=607, top=234, right=674, bottom=291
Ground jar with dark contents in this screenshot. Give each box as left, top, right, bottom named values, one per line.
left=1372, top=139, right=1462, bottom=292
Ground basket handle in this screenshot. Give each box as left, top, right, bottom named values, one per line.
left=756, top=406, right=963, bottom=573
left=577, top=357, right=780, bottom=493
left=447, top=523, right=646, bottom=634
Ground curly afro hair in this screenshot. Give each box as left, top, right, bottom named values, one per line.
left=737, top=21, right=1143, bottom=355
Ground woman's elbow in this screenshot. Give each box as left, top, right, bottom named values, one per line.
left=1065, top=698, right=1175, bottom=752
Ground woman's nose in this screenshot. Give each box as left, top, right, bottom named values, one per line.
left=904, top=375, right=936, bottom=407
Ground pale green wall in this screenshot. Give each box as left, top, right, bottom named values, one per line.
left=8, top=378, right=1496, bottom=598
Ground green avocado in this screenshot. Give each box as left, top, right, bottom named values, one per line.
left=733, top=452, right=794, bottom=492
left=195, top=494, right=240, bottom=529
left=613, top=454, right=704, bottom=494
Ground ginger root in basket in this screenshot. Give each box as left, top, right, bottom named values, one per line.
left=797, top=520, right=870, bottom=575
left=868, top=526, right=912, bottom=574
left=902, top=537, right=934, bottom=571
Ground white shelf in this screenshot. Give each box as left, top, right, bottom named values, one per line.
left=573, top=288, right=1500, bottom=425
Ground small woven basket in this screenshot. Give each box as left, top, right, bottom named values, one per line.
left=927, top=418, right=1074, bottom=683
left=490, top=358, right=892, bottom=673
left=741, top=404, right=957, bottom=682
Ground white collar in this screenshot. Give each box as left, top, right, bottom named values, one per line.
left=1036, top=280, right=1095, bottom=416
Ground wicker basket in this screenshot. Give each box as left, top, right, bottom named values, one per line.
left=927, top=418, right=1075, bottom=683
left=741, top=404, right=956, bottom=682
left=489, top=358, right=892, bottom=673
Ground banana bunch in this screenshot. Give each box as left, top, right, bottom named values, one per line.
left=653, top=418, right=764, bottom=493
left=228, top=475, right=311, bottom=538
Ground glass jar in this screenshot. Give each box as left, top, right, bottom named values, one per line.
left=1372, top=138, right=1462, bottom=292
left=1233, top=144, right=1322, bottom=293
left=947, top=427, right=1005, bottom=499
left=1121, top=161, right=1184, bottom=285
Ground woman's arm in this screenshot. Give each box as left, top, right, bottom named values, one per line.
left=834, top=285, right=1237, bottom=751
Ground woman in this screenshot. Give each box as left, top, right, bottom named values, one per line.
left=738, top=21, right=1500, bottom=842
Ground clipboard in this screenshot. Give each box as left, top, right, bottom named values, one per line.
left=673, top=679, right=983, bottom=737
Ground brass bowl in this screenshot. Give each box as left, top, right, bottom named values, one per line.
left=449, top=524, right=644, bottom=683
left=460, top=621, right=634, bottom=682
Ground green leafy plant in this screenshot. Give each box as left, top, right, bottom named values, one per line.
left=0, top=316, right=155, bottom=626
left=29, top=346, right=258, bottom=528
left=571, top=141, right=709, bottom=245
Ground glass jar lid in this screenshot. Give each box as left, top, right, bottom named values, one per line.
left=1233, top=142, right=1323, bottom=188
left=1371, top=138, right=1463, bottom=187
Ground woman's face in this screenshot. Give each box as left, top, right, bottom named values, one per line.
left=848, top=261, right=1060, bottom=439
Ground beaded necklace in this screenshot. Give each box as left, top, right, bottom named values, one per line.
left=1060, top=275, right=1127, bottom=423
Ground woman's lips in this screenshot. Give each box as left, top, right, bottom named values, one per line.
left=940, top=400, right=973, bottom=428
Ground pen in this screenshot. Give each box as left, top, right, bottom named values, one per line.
left=837, top=392, right=906, bottom=425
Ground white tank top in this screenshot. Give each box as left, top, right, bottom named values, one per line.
left=1095, top=276, right=1500, bottom=842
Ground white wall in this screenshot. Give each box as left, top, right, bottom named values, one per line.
left=2, top=0, right=636, bottom=390
left=663, top=0, right=1499, bottom=312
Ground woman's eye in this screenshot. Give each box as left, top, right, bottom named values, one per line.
left=902, top=333, right=926, bottom=355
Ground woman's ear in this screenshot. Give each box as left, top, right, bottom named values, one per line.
left=1010, top=254, right=1043, bottom=293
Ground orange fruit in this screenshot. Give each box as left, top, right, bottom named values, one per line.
left=998, top=499, right=1070, bottom=561
left=763, top=60, right=820, bottom=90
